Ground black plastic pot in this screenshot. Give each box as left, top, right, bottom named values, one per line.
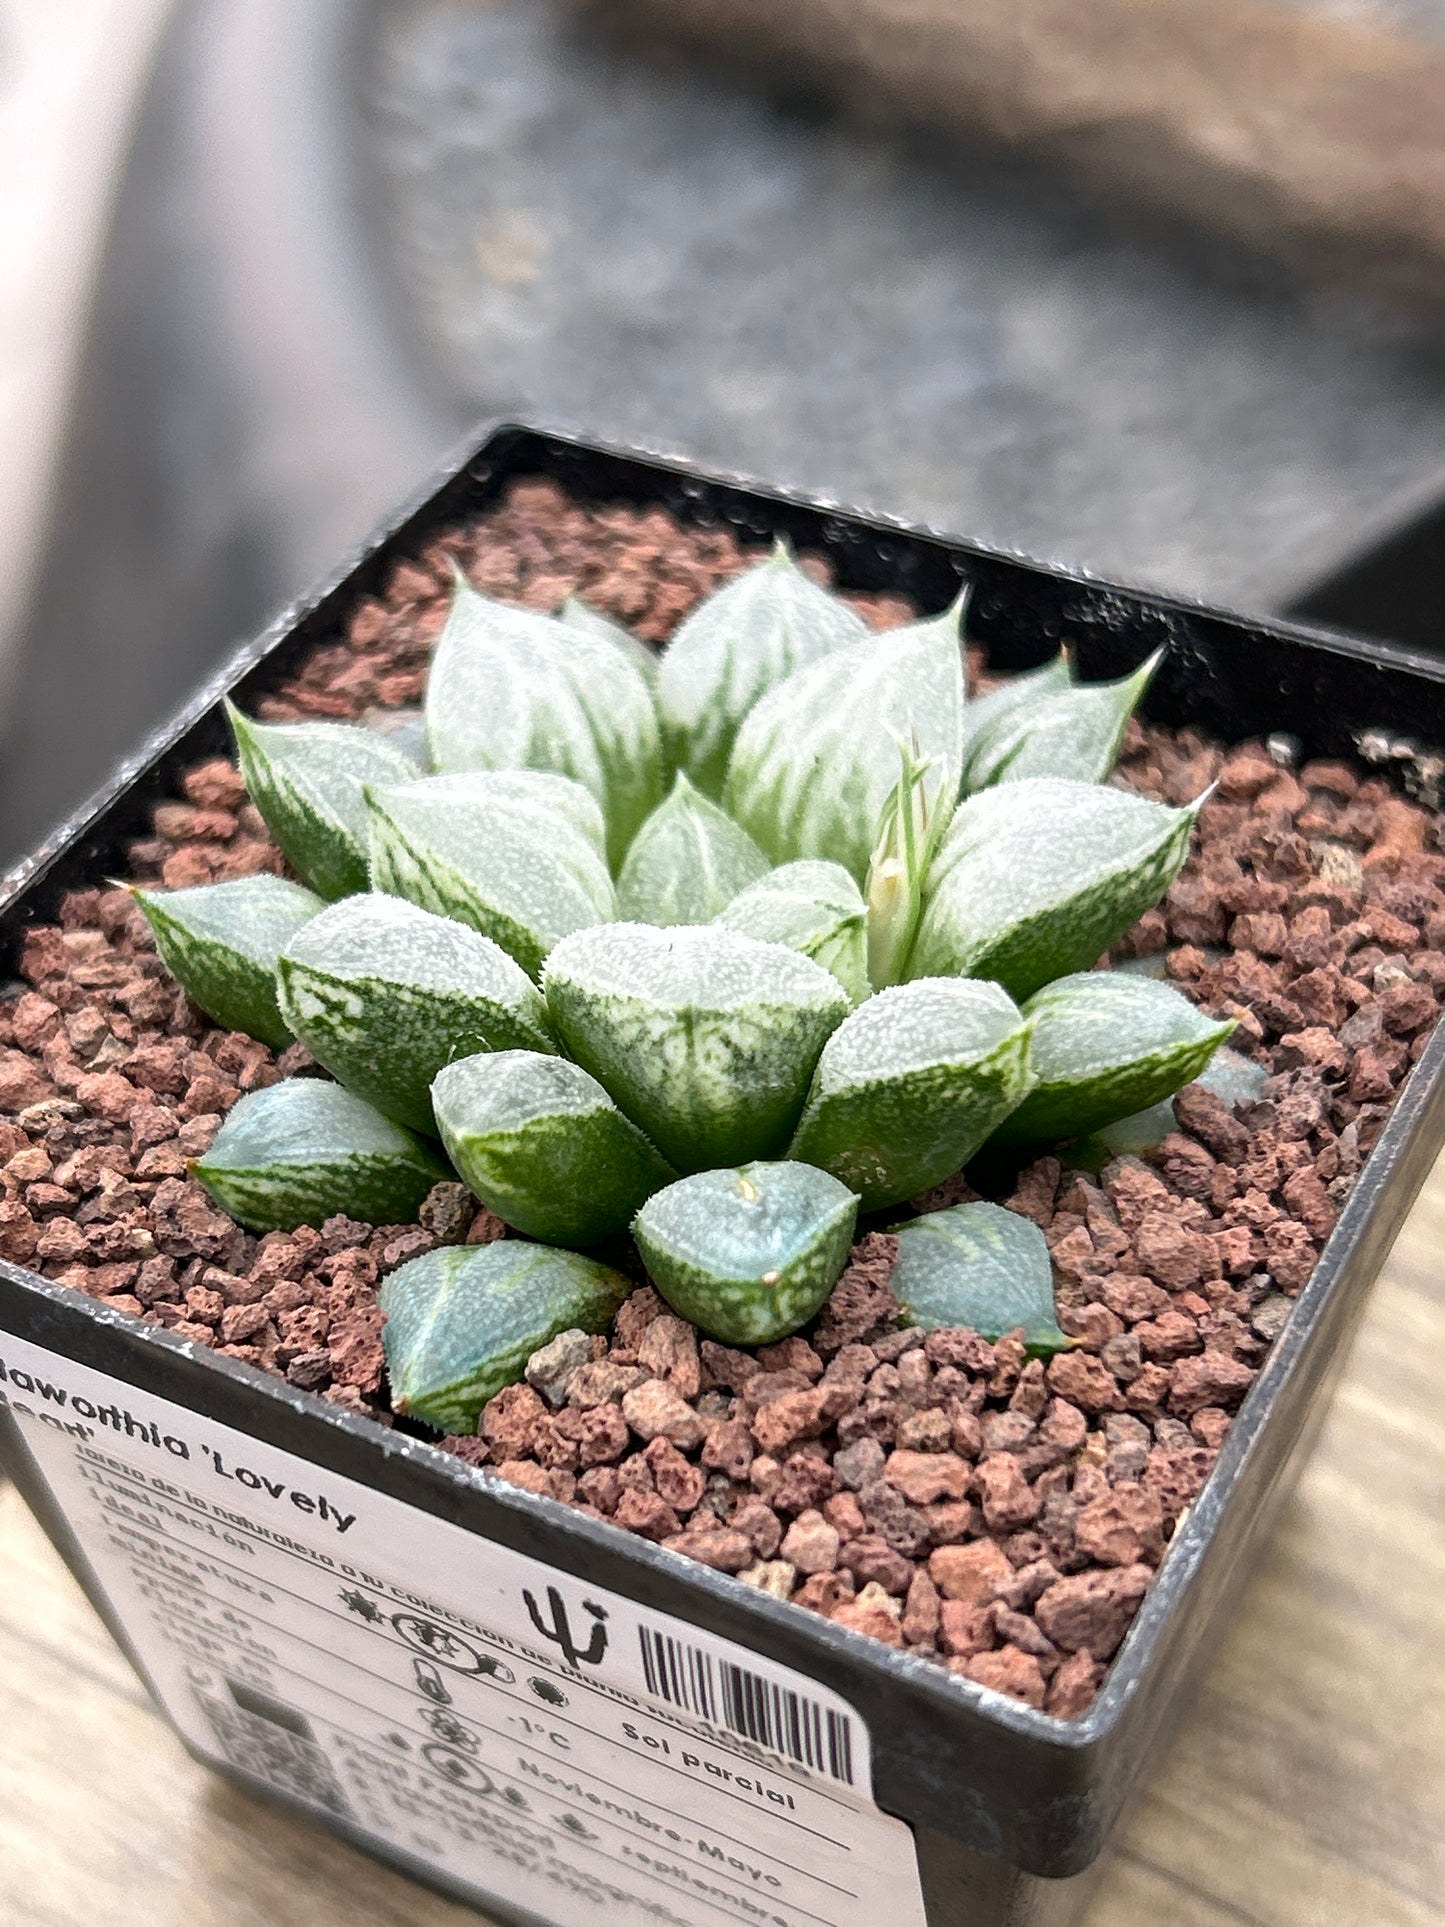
left=2, top=423, right=1444, bottom=1927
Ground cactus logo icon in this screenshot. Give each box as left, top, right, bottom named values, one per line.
left=521, top=1585, right=609, bottom=1668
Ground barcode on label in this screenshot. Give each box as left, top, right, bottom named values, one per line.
left=638, top=1625, right=856, bottom=1786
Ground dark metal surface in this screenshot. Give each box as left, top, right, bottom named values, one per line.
left=4, top=426, right=1445, bottom=1927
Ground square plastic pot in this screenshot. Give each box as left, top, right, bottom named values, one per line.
left=3, top=422, right=1444, bottom=1927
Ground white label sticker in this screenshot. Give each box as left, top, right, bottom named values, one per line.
left=0, top=1335, right=926, bottom=1927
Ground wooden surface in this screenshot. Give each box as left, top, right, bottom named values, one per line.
left=2, top=1156, right=1443, bottom=1927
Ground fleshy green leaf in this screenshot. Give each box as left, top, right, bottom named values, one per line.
left=959, top=654, right=1070, bottom=783
left=965, top=651, right=1162, bottom=792
left=432, top=1050, right=675, bottom=1246
left=275, top=894, right=556, bottom=1133
left=134, top=875, right=324, bottom=1049
left=788, top=979, right=1034, bottom=1210
left=657, top=542, right=866, bottom=798
left=380, top=1242, right=631, bottom=1433
left=560, top=594, right=659, bottom=684
left=366, top=772, right=615, bottom=980
left=715, top=859, right=869, bottom=1005
left=227, top=706, right=417, bottom=899
left=194, top=1081, right=447, bottom=1231
left=543, top=923, right=850, bottom=1173
left=616, top=772, right=770, bottom=925
left=424, top=579, right=663, bottom=869
left=892, top=1202, right=1068, bottom=1354
left=725, top=601, right=965, bottom=884
left=633, top=1161, right=858, bottom=1346
left=910, top=777, right=1199, bottom=1000
left=993, top=972, right=1235, bottom=1145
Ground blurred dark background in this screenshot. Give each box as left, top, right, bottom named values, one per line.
left=6, top=0, right=1445, bottom=866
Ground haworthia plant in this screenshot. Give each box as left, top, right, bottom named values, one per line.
left=788, top=978, right=1034, bottom=1210
left=910, top=777, right=1200, bottom=1000
left=963, top=652, right=1161, bottom=792
left=145, top=544, right=1234, bottom=1369
left=634, top=1161, right=858, bottom=1346
left=275, top=894, right=556, bottom=1133
left=424, top=578, right=663, bottom=868
left=194, top=1081, right=448, bottom=1231
left=616, top=772, right=770, bottom=925
left=993, top=972, right=1236, bottom=1145
left=227, top=704, right=417, bottom=899
left=892, top=1201, right=1069, bottom=1354
left=724, top=600, right=965, bottom=885
left=381, top=1241, right=632, bottom=1432
left=715, top=859, right=870, bottom=1005
left=431, top=1050, right=675, bottom=1246
left=366, top=771, right=616, bottom=979
left=544, top=923, right=849, bottom=1173
left=133, top=874, right=324, bottom=1048
left=657, top=542, right=867, bottom=797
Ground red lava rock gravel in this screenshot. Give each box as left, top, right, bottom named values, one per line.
left=3, top=478, right=1442, bottom=1721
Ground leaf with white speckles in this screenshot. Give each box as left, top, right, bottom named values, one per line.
left=366, top=771, right=615, bottom=980
left=543, top=923, right=849, bottom=1173
left=135, top=874, right=324, bottom=1048
left=657, top=543, right=866, bottom=798
left=715, top=859, right=870, bottom=1005
left=194, top=1081, right=448, bottom=1231
left=616, top=772, right=770, bottom=925
left=425, top=578, right=663, bottom=867
left=227, top=705, right=417, bottom=899
left=275, top=894, right=556, bottom=1133
left=910, top=777, right=1198, bottom=1000
left=559, top=594, right=659, bottom=684
left=965, top=652, right=1162, bottom=792
left=725, top=601, right=965, bottom=883
left=892, top=1201, right=1067, bottom=1354
left=959, top=654, right=1069, bottom=781
left=634, top=1160, right=858, bottom=1346
left=788, top=978, right=1034, bottom=1210
left=432, top=1050, right=675, bottom=1246
left=381, top=1242, right=631, bottom=1433
left=993, top=972, right=1234, bottom=1145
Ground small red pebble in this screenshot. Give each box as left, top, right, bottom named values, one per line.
left=961, top=1646, right=1047, bottom=1709
left=929, top=1540, right=1014, bottom=1603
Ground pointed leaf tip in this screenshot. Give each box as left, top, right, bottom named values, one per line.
left=226, top=707, right=417, bottom=899
left=426, top=578, right=663, bottom=867
left=965, top=649, right=1163, bottom=792
left=616, top=771, right=770, bottom=925
left=657, top=548, right=866, bottom=798
left=911, top=777, right=1197, bottom=1001
left=993, top=971, right=1235, bottom=1146
left=137, top=874, right=325, bottom=1049
left=725, top=605, right=964, bottom=886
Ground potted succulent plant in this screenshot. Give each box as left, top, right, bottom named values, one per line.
left=1, top=424, right=1442, bottom=1927
left=142, top=551, right=1229, bottom=1428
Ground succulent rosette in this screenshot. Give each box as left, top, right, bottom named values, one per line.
left=136, top=546, right=1232, bottom=1430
